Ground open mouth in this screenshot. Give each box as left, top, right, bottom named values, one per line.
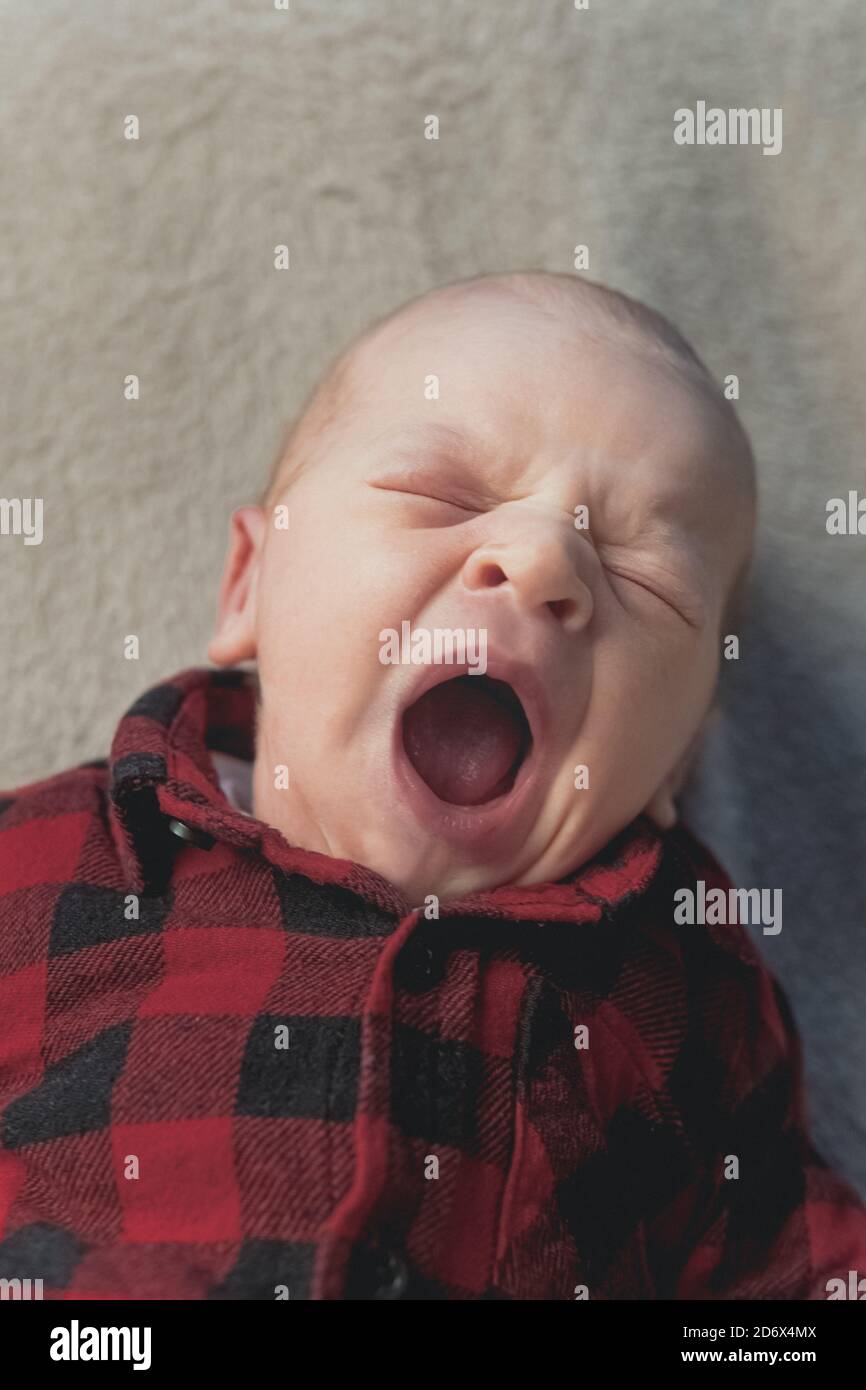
left=401, top=674, right=533, bottom=807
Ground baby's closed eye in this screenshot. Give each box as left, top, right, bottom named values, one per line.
left=596, top=542, right=706, bottom=627
left=370, top=481, right=483, bottom=515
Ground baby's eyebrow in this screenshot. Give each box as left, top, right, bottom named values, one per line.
left=370, top=422, right=490, bottom=466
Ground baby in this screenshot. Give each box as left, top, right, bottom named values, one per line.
left=1, top=271, right=864, bottom=1301
left=213, top=270, right=755, bottom=904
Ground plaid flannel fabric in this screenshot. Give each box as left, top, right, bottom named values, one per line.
left=0, top=667, right=864, bottom=1300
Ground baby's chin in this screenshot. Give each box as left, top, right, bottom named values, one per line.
left=335, top=799, right=610, bottom=907
left=349, top=843, right=526, bottom=907
left=359, top=831, right=612, bottom=907
left=253, top=745, right=637, bottom=909
left=253, top=757, right=633, bottom=905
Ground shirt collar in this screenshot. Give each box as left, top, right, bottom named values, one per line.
left=107, top=666, right=666, bottom=921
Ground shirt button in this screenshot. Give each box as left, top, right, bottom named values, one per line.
left=395, top=935, right=445, bottom=993
left=167, top=818, right=216, bottom=850
left=370, top=1250, right=409, bottom=1301
left=345, top=1245, right=410, bottom=1300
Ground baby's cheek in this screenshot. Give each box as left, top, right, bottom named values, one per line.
left=630, top=616, right=716, bottom=711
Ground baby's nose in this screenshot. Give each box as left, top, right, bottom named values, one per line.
left=461, top=525, right=594, bottom=634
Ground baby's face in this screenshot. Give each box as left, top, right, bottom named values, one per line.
left=212, top=291, right=753, bottom=905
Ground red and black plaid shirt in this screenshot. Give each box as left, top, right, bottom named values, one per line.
left=1, top=666, right=864, bottom=1300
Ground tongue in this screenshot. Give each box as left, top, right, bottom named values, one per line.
left=402, top=677, right=528, bottom=806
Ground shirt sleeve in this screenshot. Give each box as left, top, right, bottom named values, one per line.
left=670, top=950, right=866, bottom=1300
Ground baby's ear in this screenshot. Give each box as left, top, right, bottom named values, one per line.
left=207, top=506, right=267, bottom=666
left=644, top=718, right=714, bottom=831
left=645, top=778, right=678, bottom=831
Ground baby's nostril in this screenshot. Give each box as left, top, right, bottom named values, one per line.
left=548, top=597, right=576, bottom=623
left=476, top=562, right=507, bottom=588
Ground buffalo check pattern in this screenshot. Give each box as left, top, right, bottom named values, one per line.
left=0, top=666, right=864, bottom=1300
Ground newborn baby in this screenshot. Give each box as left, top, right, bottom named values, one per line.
left=212, top=271, right=755, bottom=904
left=1, top=271, right=865, bottom=1302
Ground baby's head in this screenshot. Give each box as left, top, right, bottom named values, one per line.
left=209, top=271, right=755, bottom=904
